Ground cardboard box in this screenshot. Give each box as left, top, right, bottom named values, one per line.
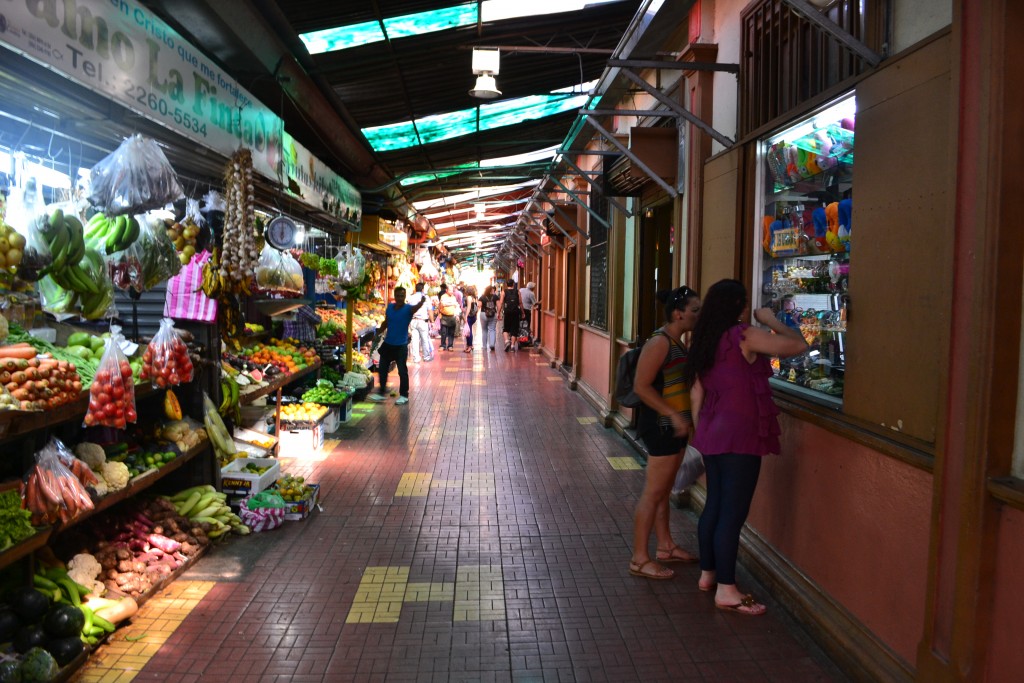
left=283, top=483, right=320, bottom=521
left=233, top=427, right=277, bottom=455
left=322, top=405, right=339, bottom=434
left=338, top=397, right=353, bottom=423
left=220, top=457, right=280, bottom=495
left=277, top=416, right=325, bottom=455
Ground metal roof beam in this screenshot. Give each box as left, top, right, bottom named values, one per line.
left=583, top=117, right=678, bottom=198
left=548, top=177, right=610, bottom=230
left=607, top=59, right=739, bottom=73
left=558, top=155, right=633, bottom=218
left=619, top=69, right=735, bottom=148
left=539, top=191, right=588, bottom=241
left=781, top=0, right=881, bottom=67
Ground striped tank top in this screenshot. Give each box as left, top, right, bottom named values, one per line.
left=654, top=329, right=692, bottom=428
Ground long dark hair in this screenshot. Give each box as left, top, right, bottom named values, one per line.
left=683, top=279, right=747, bottom=383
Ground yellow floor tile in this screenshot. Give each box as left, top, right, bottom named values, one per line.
left=607, top=456, right=643, bottom=470
left=546, top=376, right=561, bottom=381
left=576, top=416, right=598, bottom=424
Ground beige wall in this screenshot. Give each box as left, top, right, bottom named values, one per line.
left=700, top=148, right=740, bottom=288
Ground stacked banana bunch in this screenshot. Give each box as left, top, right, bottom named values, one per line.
left=85, top=211, right=142, bottom=254
left=200, top=247, right=222, bottom=298
left=38, top=209, right=113, bottom=318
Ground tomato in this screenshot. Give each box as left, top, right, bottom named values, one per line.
left=84, top=413, right=96, bottom=426
left=111, top=385, right=125, bottom=400
left=95, top=370, right=110, bottom=384
left=120, top=361, right=132, bottom=378
left=143, top=350, right=153, bottom=363
left=169, top=373, right=180, bottom=385
left=114, top=417, right=126, bottom=429
left=88, top=399, right=102, bottom=413
left=156, top=376, right=167, bottom=388
left=95, top=392, right=111, bottom=405
left=104, top=403, right=119, bottom=418
left=126, top=408, right=137, bottom=422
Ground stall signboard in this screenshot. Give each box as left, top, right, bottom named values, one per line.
left=379, top=230, right=408, bottom=253
left=282, top=132, right=361, bottom=229
left=0, top=0, right=361, bottom=224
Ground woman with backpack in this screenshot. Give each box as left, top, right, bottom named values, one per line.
left=628, top=285, right=702, bottom=580
left=497, top=279, right=521, bottom=352
left=478, top=285, right=500, bottom=351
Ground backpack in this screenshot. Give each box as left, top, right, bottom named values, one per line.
left=483, top=296, right=497, bottom=316
left=503, top=288, right=520, bottom=313
left=468, top=300, right=479, bottom=317
left=614, top=331, right=670, bottom=408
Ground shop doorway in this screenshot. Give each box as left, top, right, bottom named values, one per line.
left=563, top=247, right=577, bottom=369
left=636, top=204, right=675, bottom=341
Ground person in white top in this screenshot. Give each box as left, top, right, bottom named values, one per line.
left=406, top=282, right=434, bottom=362
left=519, top=282, right=537, bottom=341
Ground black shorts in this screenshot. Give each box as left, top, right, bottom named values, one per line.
left=640, top=425, right=687, bottom=456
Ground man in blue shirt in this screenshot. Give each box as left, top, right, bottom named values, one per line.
left=368, top=286, right=425, bottom=405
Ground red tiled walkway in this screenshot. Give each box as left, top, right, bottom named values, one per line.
left=102, top=343, right=846, bottom=682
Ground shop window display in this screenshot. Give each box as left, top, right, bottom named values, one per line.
left=757, top=96, right=853, bottom=408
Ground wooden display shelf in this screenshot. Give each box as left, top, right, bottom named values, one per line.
left=0, top=526, right=52, bottom=571
left=238, top=361, right=321, bottom=406
left=253, top=298, right=310, bottom=317
left=54, top=440, right=212, bottom=534
left=0, top=384, right=158, bottom=444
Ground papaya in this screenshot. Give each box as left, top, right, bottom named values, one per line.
left=66, top=332, right=91, bottom=348
left=164, top=389, right=182, bottom=420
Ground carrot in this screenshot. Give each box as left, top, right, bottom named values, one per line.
left=0, top=346, right=37, bottom=359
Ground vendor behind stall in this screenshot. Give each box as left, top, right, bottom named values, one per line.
left=282, top=305, right=322, bottom=343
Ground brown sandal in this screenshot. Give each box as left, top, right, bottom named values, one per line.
left=715, top=594, right=766, bottom=616
left=656, top=545, right=698, bottom=564
left=628, top=560, right=674, bottom=580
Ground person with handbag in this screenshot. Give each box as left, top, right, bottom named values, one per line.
left=437, top=283, right=461, bottom=352
left=406, top=282, right=434, bottom=363
left=367, top=286, right=426, bottom=406
left=685, top=279, right=807, bottom=614
left=461, top=285, right=478, bottom=353
left=627, top=286, right=702, bottom=580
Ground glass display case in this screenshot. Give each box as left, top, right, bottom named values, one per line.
left=756, top=95, right=854, bottom=408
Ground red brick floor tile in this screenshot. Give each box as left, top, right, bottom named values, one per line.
left=113, top=347, right=849, bottom=682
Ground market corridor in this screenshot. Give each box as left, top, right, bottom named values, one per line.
left=76, top=345, right=844, bottom=683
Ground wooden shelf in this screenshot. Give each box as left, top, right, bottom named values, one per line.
left=253, top=298, right=310, bottom=317
left=238, top=361, right=321, bottom=406
left=54, top=440, right=212, bottom=534
left=0, top=384, right=159, bottom=445
left=0, top=527, right=52, bottom=571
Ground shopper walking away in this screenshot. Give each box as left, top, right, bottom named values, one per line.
left=282, top=304, right=321, bottom=344
left=685, top=279, right=807, bottom=614
left=437, top=284, right=461, bottom=352
left=628, top=286, right=701, bottom=580
left=519, top=281, right=536, bottom=343
left=497, top=279, right=521, bottom=352
left=462, top=285, right=478, bottom=353
left=478, top=286, right=500, bottom=351
left=406, top=282, right=434, bottom=362
left=368, top=286, right=425, bottom=405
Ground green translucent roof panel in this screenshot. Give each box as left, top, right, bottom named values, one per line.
left=363, top=92, right=590, bottom=152
left=301, top=1, right=621, bottom=55
left=301, top=5, right=476, bottom=54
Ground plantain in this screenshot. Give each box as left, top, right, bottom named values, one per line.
left=48, top=222, right=71, bottom=273
left=105, top=215, right=126, bottom=255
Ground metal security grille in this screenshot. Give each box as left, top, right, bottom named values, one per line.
left=587, top=184, right=609, bottom=331
left=740, top=0, right=875, bottom=136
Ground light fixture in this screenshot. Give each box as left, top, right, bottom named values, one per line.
left=469, top=48, right=501, bottom=99
left=644, top=208, right=654, bottom=219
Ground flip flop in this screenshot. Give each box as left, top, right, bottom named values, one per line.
left=629, top=560, right=674, bottom=580
left=656, top=545, right=698, bottom=564
left=715, top=594, right=766, bottom=616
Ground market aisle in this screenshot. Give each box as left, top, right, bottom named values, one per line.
left=76, top=341, right=845, bottom=683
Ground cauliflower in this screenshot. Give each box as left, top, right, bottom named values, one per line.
left=99, top=461, right=130, bottom=491
left=67, top=553, right=103, bottom=587
left=90, top=473, right=109, bottom=497
left=74, top=442, right=106, bottom=470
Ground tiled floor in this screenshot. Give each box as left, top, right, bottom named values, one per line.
left=75, top=342, right=846, bottom=682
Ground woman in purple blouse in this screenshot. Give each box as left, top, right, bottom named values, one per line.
left=685, top=280, right=807, bottom=615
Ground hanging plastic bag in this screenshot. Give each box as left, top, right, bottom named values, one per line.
left=255, top=244, right=285, bottom=294
left=164, top=250, right=217, bottom=322
left=24, top=437, right=95, bottom=525
left=38, top=274, right=79, bottom=318
left=137, top=211, right=182, bottom=289
left=279, top=251, right=304, bottom=295
left=78, top=248, right=116, bottom=320
left=6, top=177, right=51, bottom=281
left=84, top=325, right=137, bottom=428
left=166, top=197, right=205, bottom=266
left=108, top=239, right=145, bottom=291
left=141, top=317, right=194, bottom=388
left=88, top=134, right=184, bottom=215
left=239, top=491, right=285, bottom=532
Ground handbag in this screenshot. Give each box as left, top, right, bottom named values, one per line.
left=441, top=314, right=457, bottom=327
left=672, top=444, right=705, bottom=494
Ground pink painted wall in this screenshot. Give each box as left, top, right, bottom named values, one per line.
left=749, top=414, right=932, bottom=664
left=540, top=311, right=559, bottom=359
left=985, top=506, right=1024, bottom=682
left=579, top=327, right=611, bottom=399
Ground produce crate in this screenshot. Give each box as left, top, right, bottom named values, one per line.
left=233, top=427, right=277, bottom=455
left=277, top=416, right=326, bottom=455
left=220, top=457, right=280, bottom=495
left=338, top=397, right=353, bottom=424
left=283, top=483, right=320, bottom=521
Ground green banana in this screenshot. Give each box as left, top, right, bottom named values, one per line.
left=67, top=264, right=99, bottom=294
left=85, top=213, right=109, bottom=239
left=105, top=215, right=126, bottom=254
left=122, top=216, right=140, bottom=248
left=48, top=222, right=70, bottom=272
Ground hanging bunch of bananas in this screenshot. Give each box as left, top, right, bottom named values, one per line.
left=37, top=210, right=116, bottom=319
left=219, top=373, right=240, bottom=423
left=200, top=247, right=222, bottom=298
left=219, top=293, right=243, bottom=350
left=84, top=211, right=141, bottom=254
left=38, top=208, right=86, bottom=278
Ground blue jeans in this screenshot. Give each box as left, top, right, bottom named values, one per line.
left=465, top=315, right=477, bottom=348
left=697, top=453, right=762, bottom=585
left=479, top=313, right=497, bottom=349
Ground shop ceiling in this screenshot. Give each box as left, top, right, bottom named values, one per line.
left=0, top=0, right=702, bottom=263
